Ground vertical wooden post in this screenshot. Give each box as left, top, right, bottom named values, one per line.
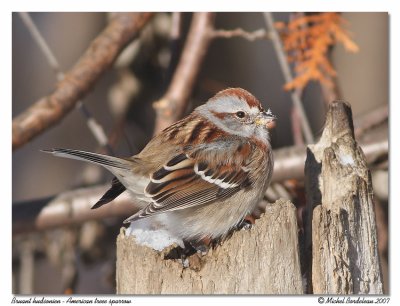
left=305, top=101, right=383, bottom=294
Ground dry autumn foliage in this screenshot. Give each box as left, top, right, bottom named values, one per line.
left=276, top=13, right=359, bottom=91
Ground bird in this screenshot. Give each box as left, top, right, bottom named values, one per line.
left=43, top=88, right=276, bottom=248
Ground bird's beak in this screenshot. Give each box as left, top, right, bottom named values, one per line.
left=255, top=109, right=276, bottom=129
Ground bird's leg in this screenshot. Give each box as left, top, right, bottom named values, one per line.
left=184, top=239, right=210, bottom=256
left=182, top=240, right=198, bottom=256
left=236, top=215, right=255, bottom=230
left=237, top=219, right=253, bottom=230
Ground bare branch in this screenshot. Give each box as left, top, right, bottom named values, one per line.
left=164, top=12, right=183, bottom=86
left=18, top=13, right=63, bottom=80
left=13, top=185, right=137, bottom=235
left=354, top=104, right=388, bottom=138
left=210, top=28, right=269, bottom=41
left=272, top=138, right=387, bottom=183
left=154, top=20, right=271, bottom=134
left=263, top=12, right=314, bottom=144
left=291, top=99, right=305, bottom=146
left=153, top=13, right=215, bottom=133
left=12, top=13, right=154, bottom=151
left=19, top=12, right=115, bottom=153
left=170, top=12, right=182, bottom=40
left=18, top=240, right=34, bottom=294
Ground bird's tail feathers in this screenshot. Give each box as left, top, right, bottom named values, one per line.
left=42, top=148, right=132, bottom=170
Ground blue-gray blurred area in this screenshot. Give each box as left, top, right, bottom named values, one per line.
left=12, top=12, right=388, bottom=294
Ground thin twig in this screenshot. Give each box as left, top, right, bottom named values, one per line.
left=13, top=13, right=154, bottom=151
left=210, top=28, right=270, bottom=41
left=153, top=12, right=216, bottom=133
left=164, top=12, right=183, bottom=88
left=18, top=13, right=62, bottom=80
left=263, top=12, right=314, bottom=144
left=171, top=12, right=182, bottom=40
left=291, top=93, right=305, bottom=146
left=107, top=70, right=141, bottom=153
left=354, top=104, right=388, bottom=138
left=18, top=240, right=34, bottom=294
left=289, top=13, right=306, bottom=146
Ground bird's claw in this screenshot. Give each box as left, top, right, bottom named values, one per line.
left=237, top=219, right=253, bottom=230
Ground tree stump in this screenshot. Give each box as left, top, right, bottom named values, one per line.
left=116, top=199, right=303, bottom=294
left=305, top=100, right=383, bottom=294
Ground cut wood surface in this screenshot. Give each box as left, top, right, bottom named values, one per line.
left=116, top=199, right=303, bottom=294
left=305, top=100, right=383, bottom=294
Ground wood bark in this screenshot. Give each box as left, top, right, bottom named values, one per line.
left=305, top=100, right=383, bottom=294
left=116, top=199, right=303, bottom=294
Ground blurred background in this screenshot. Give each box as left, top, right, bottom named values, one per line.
left=12, top=12, right=388, bottom=294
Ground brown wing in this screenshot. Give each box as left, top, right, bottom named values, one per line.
left=123, top=152, right=251, bottom=223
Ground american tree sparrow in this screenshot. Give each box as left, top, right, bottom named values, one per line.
left=44, top=88, right=276, bottom=246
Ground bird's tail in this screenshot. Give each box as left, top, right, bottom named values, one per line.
left=42, top=149, right=138, bottom=209
left=42, top=148, right=148, bottom=210
left=42, top=148, right=132, bottom=170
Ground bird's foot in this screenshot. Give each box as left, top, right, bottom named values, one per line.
left=237, top=219, right=254, bottom=230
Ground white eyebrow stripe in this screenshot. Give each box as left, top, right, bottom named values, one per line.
left=248, top=107, right=260, bottom=115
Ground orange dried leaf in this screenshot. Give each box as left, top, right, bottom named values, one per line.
left=274, top=21, right=286, bottom=30
left=277, top=12, right=359, bottom=91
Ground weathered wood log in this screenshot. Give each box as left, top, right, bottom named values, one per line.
left=305, top=100, right=383, bottom=294
left=116, top=199, right=303, bottom=294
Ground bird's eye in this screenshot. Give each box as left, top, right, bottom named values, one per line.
left=235, top=111, right=246, bottom=119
